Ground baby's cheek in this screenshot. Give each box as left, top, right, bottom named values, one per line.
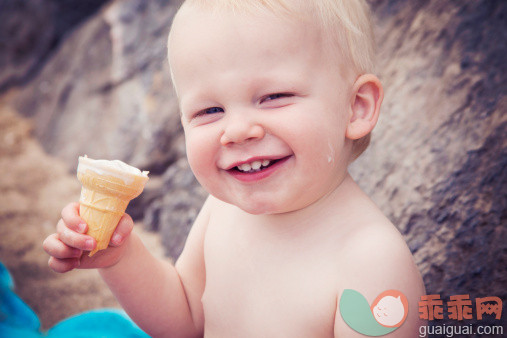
left=187, top=149, right=208, bottom=177
left=186, top=136, right=213, bottom=175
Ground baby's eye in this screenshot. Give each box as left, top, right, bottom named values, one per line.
left=260, top=93, right=294, bottom=103
left=195, top=106, right=224, bottom=118
left=203, top=107, right=224, bottom=114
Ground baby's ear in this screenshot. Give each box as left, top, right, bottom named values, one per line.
left=346, top=74, right=383, bottom=140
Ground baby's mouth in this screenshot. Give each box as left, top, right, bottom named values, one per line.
left=233, top=159, right=278, bottom=173
left=228, top=155, right=292, bottom=174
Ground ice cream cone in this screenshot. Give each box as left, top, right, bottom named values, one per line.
left=77, top=156, right=149, bottom=256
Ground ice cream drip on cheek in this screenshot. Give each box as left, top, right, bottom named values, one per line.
left=327, top=140, right=336, bottom=164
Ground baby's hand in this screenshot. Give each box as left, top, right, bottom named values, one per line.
left=43, top=202, right=134, bottom=272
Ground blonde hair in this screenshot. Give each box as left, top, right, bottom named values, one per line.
left=176, top=0, right=376, bottom=158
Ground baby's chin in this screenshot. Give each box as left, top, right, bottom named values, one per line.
left=224, top=194, right=317, bottom=216
left=209, top=191, right=285, bottom=215
left=231, top=198, right=284, bottom=215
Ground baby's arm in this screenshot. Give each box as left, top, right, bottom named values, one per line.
left=99, top=195, right=212, bottom=337
left=333, top=224, right=426, bottom=337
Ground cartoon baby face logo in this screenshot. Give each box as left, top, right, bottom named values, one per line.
left=340, top=289, right=409, bottom=336
left=371, top=290, right=409, bottom=328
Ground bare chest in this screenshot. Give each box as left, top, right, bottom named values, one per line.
left=201, top=216, right=339, bottom=337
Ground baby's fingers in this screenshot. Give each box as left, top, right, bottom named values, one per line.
left=43, top=233, right=82, bottom=259
left=56, top=219, right=96, bottom=251
left=48, top=256, right=80, bottom=273
left=109, top=213, right=134, bottom=247
left=61, top=202, right=87, bottom=233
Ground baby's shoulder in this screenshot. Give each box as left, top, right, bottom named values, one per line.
left=344, top=220, right=408, bottom=256
left=336, top=221, right=425, bottom=308
left=334, top=221, right=426, bottom=336
left=339, top=221, right=416, bottom=278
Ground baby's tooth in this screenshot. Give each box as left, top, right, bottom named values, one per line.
left=251, top=161, right=262, bottom=170
left=239, top=163, right=252, bottom=172
left=262, top=160, right=270, bottom=167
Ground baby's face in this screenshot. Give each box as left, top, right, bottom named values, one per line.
left=169, top=5, right=355, bottom=214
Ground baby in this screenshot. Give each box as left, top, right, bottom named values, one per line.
left=43, top=0, right=426, bottom=336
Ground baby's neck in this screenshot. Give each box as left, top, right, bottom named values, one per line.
left=249, top=172, right=365, bottom=237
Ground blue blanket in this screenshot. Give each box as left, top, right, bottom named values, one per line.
left=0, top=262, right=150, bottom=337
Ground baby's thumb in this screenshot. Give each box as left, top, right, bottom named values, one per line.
left=110, top=213, right=134, bottom=247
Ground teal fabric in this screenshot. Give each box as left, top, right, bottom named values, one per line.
left=0, top=262, right=41, bottom=334
left=0, top=262, right=150, bottom=338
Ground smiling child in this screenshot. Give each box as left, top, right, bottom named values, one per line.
left=43, top=1, right=426, bottom=337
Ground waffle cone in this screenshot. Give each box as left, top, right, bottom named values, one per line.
left=77, top=170, right=148, bottom=256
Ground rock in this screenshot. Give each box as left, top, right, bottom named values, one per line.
left=143, top=158, right=207, bottom=258
left=350, top=0, right=506, bottom=328
left=127, top=154, right=209, bottom=258
left=10, top=0, right=184, bottom=175
left=0, top=0, right=109, bottom=93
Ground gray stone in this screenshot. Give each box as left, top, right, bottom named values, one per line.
left=0, top=0, right=109, bottom=93
left=10, top=0, right=184, bottom=175
left=351, top=0, right=506, bottom=329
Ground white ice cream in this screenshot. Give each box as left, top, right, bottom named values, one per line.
left=77, top=156, right=149, bottom=185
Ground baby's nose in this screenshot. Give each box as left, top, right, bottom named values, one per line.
left=220, top=113, right=265, bottom=145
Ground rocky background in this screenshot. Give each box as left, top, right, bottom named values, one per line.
left=0, top=0, right=505, bottom=333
